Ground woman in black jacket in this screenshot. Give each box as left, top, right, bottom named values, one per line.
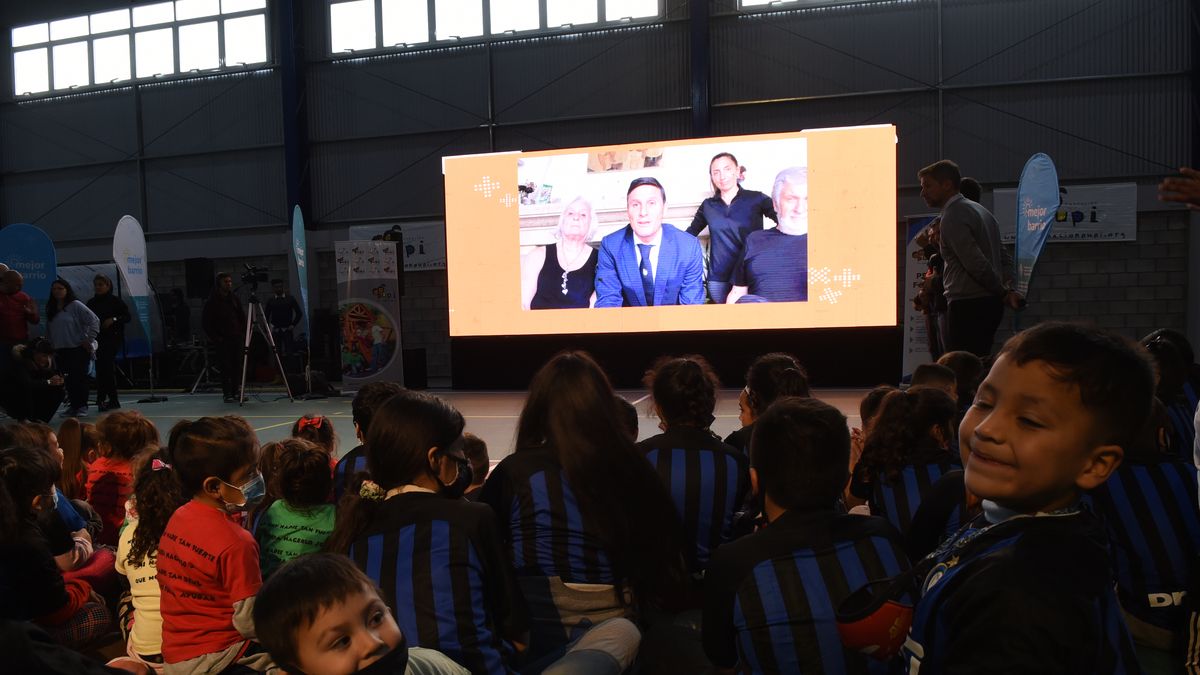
left=85, top=275, right=130, bottom=411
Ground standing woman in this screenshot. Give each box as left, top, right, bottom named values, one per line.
left=686, top=152, right=776, bottom=304
left=46, top=279, right=99, bottom=418
left=86, top=274, right=131, bottom=411
left=520, top=196, right=599, bottom=310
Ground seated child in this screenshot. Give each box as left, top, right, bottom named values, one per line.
left=460, top=433, right=489, bottom=502
left=255, top=438, right=336, bottom=578
left=702, top=397, right=909, bottom=673
left=88, top=411, right=159, bottom=546
left=335, top=382, right=405, bottom=503
left=848, top=387, right=960, bottom=534
left=156, top=416, right=271, bottom=674
left=637, top=355, right=749, bottom=576
left=253, top=552, right=469, bottom=675
left=910, top=363, right=958, bottom=405
left=116, top=448, right=190, bottom=672
left=724, top=353, right=810, bottom=455
left=0, top=445, right=112, bottom=649
left=901, top=322, right=1151, bottom=673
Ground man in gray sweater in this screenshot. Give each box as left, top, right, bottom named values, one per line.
left=918, top=160, right=1021, bottom=357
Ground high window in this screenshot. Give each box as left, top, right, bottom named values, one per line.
left=11, top=0, right=269, bottom=97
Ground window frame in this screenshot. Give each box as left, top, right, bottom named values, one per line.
left=325, top=0, right=663, bottom=57
left=9, top=1, right=273, bottom=99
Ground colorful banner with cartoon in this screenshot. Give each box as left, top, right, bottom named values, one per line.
left=334, top=240, right=404, bottom=389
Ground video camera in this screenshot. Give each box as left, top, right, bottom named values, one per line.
left=241, top=264, right=269, bottom=291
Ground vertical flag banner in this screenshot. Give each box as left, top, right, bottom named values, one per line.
left=113, top=215, right=154, bottom=348
left=0, top=223, right=57, bottom=336
left=291, top=205, right=310, bottom=341
left=335, top=240, right=404, bottom=390
left=1013, top=153, right=1060, bottom=297
left=901, top=216, right=939, bottom=383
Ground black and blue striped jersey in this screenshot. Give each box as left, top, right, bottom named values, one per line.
left=348, top=492, right=527, bottom=675
left=479, top=449, right=613, bottom=585
left=903, top=508, right=1140, bottom=674
left=1088, top=456, right=1200, bottom=635
left=702, top=510, right=909, bottom=674
left=333, top=444, right=368, bottom=503
left=637, top=427, right=751, bottom=573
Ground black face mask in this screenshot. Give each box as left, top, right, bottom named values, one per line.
left=438, top=457, right=472, bottom=500
left=352, top=632, right=409, bottom=675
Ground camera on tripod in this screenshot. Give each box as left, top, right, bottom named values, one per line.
left=241, top=264, right=269, bottom=291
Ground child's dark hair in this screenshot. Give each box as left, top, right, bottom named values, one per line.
left=644, top=355, right=722, bottom=429
left=276, top=438, right=334, bottom=509
left=167, top=419, right=192, bottom=453
left=127, top=448, right=189, bottom=566
left=253, top=553, right=381, bottom=672
left=745, top=353, right=810, bottom=417
left=170, top=416, right=259, bottom=495
left=614, top=395, right=639, bottom=441
left=291, top=414, right=336, bottom=456
left=9, top=422, right=55, bottom=455
left=937, top=351, right=984, bottom=407
left=98, top=411, right=160, bottom=461
left=857, top=387, right=957, bottom=481
left=351, top=381, right=405, bottom=438
left=750, top=397, right=849, bottom=512
left=327, top=391, right=463, bottom=554
left=858, top=385, right=897, bottom=430
left=912, top=363, right=957, bottom=391
left=461, top=433, right=489, bottom=486
left=57, top=418, right=87, bottom=498
left=927, top=253, right=944, bottom=275
left=1000, top=322, right=1155, bottom=448
left=0, top=445, right=60, bottom=540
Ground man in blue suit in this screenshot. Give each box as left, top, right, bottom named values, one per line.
left=595, top=177, right=705, bottom=307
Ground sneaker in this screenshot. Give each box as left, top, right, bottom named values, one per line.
left=97, top=401, right=112, bottom=412
left=63, top=407, right=88, bottom=418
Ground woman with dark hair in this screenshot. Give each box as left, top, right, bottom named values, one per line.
left=637, top=355, right=749, bottom=578
left=46, top=279, right=99, bottom=418
left=848, top=386, right=960, bottom=534
left=480, top=351, right=688, bottom=659
left=325, top=390, right=527, bottom=674
left=686, top=152, right=777, bottom=303
left=86, top=274, right=130, bottom=411
left=724, top=352, right=811, bottom=455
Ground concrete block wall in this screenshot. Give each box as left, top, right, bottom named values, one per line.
left=992, top=209, right=1189, bottom=348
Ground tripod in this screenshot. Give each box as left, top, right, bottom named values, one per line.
left=239, top=290, right=294, bottom=405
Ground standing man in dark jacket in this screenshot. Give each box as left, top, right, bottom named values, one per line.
left=264, top=279, right=303, bottom=355
left=202, top=273, right=245, bottom=402
left=85, top=275, right=130, bottom=411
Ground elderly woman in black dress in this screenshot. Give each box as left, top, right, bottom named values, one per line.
left=520, top=196, right=599, bottom=310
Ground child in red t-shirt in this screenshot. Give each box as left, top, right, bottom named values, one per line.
left=87, top=411, right=158, bottom=546
left=156, top=416, right=271, bottom=674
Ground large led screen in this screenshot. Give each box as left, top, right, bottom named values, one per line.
left=444, top=125, right=896, bottom=336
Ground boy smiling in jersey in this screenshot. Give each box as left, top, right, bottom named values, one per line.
left=903, top=322, right=1151, bottom=674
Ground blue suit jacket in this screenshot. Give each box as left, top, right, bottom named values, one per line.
left=594, top=223, right=705, bottom=307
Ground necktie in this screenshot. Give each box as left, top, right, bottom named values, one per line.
left=637, top=243, right=655, bottom=306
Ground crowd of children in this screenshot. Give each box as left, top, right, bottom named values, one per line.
left=2, top=321, right=1200, bottom=674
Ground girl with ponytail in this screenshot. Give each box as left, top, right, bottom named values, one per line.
left=848, top=386, right=959, bottom=534
left=725, top=352, right=811, bottom=454
left=637, top=355, right=750, bottom=578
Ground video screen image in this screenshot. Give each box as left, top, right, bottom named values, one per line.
left=444, top=125, right=896, bottom=337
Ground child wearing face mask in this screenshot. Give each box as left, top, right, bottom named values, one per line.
left=155, top=416, right=273, bottom=674
left=0, top=445, right=112, bottom=649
